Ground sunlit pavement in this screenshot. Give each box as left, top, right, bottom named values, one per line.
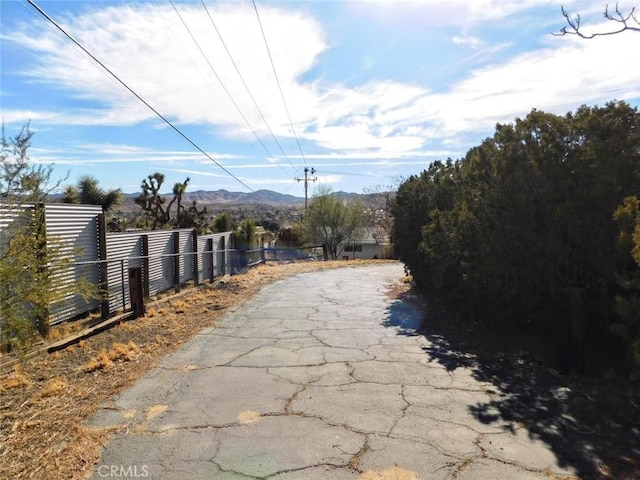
left=86, top=262, right=575, bottom=480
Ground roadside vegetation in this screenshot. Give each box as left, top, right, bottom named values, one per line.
left=392, top=101, right=640, bottom=376
left=0, top=260, right=379, bottom=480
left=0, top=125, right=98, bottom=352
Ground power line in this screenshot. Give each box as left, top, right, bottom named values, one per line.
left=168, top=0, right=295, bottom=180
left=17, top=0, right=131, bottom=105
left=253, top=0, right=308, bottom=168
left=25, top=0, right=278, bottom=207
left=200, top=0, right=300, bottom=177
left=150, top=2, right=284, bottom=180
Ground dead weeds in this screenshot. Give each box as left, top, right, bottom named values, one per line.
left=0, top=259, right=383, bottom=480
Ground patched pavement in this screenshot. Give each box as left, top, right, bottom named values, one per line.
left=86, top=262, right=576, bottom=479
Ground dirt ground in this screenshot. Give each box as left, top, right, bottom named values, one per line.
left=0, top=260, right=384, bottom=480
left=1, top=259, right=639, bottom=480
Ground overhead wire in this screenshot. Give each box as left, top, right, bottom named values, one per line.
left=16, top=0, right=135, bottom=114
left=150, top=2, right=271, bottom=176
left=168, top=0, right=295, bottom=181
left=252, top=0, right=308, bottom=169
left=25, top=0, right=279, bottom=207
left=200, top=0, right=300, bottom=177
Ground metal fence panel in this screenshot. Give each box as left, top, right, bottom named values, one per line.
left=44, top=204, right=102, bottom=324
left=145, top=230, right=175, bottom=296
left=0, top=203, right=31, bottom=232
left=0, top=204, right=33, bottom=265
left=213, top=232, right=230, bottom=277
left=1, top=200, right=236, bottom=330
left=198, top=233, right=214, bottom=281
left=177, top=229, right=194, bottom=285
left=105, top=232, right=144, bottom=314
left=0, top=204, right=33, bottom=332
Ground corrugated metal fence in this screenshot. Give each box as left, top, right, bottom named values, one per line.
left=0, top=203, right=234, bottom=326
left=105, top=230, right=231, bottom=315
left=45, top=204, right=102, bottom=322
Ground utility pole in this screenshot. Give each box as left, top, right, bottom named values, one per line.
left=295, top=167, right=317, bottom=214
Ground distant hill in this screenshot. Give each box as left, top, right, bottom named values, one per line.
left=52, top=188, right=390, bottom=210
left=176, top=189, right=305, bottom=206
left=119, top=189, right=306, bottom=207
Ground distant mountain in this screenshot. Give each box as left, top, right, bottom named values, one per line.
left=331, top=191, right=362, bottom=201
left=52, top=188, right=388, bottom=209
left=122, top=189, right=305, bottom=206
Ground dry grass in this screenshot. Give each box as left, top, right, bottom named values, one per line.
left=39, top=378, right=69, bottom=398
left=0, top=259, right=383, bottom=480
left=360, top=467, right=420, bottom=480
left=0, top=366, right=32, bottom=391
left=170, top=299, right=188, bottom=314
left=84, top=341, right=140, bottom=372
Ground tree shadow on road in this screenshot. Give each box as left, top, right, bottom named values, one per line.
left=417, top=305, right=640, bottom=480
left=383, top=289, right=424, bottom=336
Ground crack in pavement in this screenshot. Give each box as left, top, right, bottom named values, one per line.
left=283, top=383, right=309, bottom=415
left=348, top=435, right=371, bottom=471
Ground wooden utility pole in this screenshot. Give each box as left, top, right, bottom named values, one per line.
left=295, top=167, right=317, bottom=214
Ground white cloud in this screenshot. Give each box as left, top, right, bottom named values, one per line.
left=424, top=33, right=640, bottom=135
left=0, top=109, right=60, bottom=124
left=8, top=3, right=327, bottom=130
left=452, top=35, right=483, bottom=49
left=29, top=142, right=245, bottom=167
left=347, top=0, right=571, bottom=26
left=6, top=0, right=640, bottom=169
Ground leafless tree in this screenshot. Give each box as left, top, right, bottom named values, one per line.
left=555, top=3, right=639, bottom=38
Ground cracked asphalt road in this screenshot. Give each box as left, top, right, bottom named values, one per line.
left=86, top=263, right=576, bottom=479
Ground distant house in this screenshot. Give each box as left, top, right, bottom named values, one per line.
left=338, top=228, right=391, bottom=260
left=254, top=226, right=276, bottom=249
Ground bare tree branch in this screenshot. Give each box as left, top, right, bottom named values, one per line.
left=554, top=3, right=640, bottom=38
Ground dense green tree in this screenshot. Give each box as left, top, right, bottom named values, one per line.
left=305, top=186, right=366, bottom=260
left=613, top=196, right=640, bottom=374
left=390, top=160, right=458, bottom=286
left=392, top=102, right=640, bottom=372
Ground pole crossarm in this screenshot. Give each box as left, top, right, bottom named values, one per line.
left=295, top=167, right=317, bottom=213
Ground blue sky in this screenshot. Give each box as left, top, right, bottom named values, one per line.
left=2, top=0, right=639, bottom=196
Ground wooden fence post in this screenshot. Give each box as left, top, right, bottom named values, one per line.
left=128, top=267, right=145, bottom=318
